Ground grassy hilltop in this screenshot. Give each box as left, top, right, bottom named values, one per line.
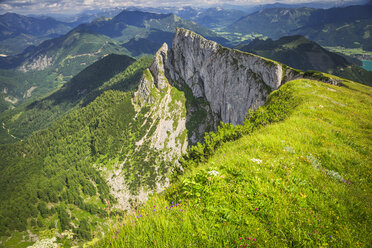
left=96, top=78, right=371, bottom=247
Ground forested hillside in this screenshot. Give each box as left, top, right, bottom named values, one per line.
left=0, top=30, right=130, bottom=112
left=97, top=78, right=371, bottom=247
left=0, top=57, right=154, bottom=244
left=0, top=54, right=139, bottom=143
left=236, top=35, right=372, bottom=85
left=226, top=5, right=372, bottom=51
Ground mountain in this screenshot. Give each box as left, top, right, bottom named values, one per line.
left=0, top=54, right=141, bottom=144
left=0, top=29, right=360, bottom=247
left=97, top=71, right=372, bottom=248
left=236, top=35, right=372, bottom=85
left=0, top=48, right=188, bottom=247
left=244, top=0, right=370, bottom=11
left=227, top=4, right=372, bottom=51
left=35, top=8, right=124, bottom=25
left=0, top=29, right=129, bottom=111
left=73, top=10, right=229, bottom=47
left=177, top=7, right=247, bottom=29
left=126, top=6, right=247, bottom=29
left=0, top=9, right=229, bottom=113
left=0, top=13, right=76, bottom=56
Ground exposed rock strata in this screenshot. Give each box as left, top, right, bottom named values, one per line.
left=137, top=28, right=344, bottom=125
left=113, top=28, right=345, bottom=210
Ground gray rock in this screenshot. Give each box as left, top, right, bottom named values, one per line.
left=167, top=28, right=283, bottom=125
left=137, top=28, right=344, bottom=125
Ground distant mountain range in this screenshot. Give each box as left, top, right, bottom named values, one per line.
left=227, top=4, right=372, bottom=51
left=74, top=10, right=229, bottom=47
left=126, top=6, right=247, bottom=29
left=0, top=13, right=77, bottom=56
left=236, top=35, right=372, bottom=85
left=0, top=29, right=129, bottom=111
left=0, top=9, right=227, bottom=111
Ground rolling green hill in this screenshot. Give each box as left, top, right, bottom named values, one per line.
left=236, top=35, right=372, bottom=85
left=96, top=78, right=371, bottom=248
left=226, top=5, right=372, bottom=51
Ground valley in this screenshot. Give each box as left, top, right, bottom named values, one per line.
left=0, top=1, right=371, bottom=247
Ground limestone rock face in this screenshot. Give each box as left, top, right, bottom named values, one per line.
left=134, top=68, right=155, bottom=105
left=167, top=28, right=284, bottom=125
left=136, top=28, right=344, bottom=126
left=150, top=43, right=169, bottom=90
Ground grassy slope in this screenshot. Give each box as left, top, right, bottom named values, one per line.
left=96, top=79, right=371, bottom=247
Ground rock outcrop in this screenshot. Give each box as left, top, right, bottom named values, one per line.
left=167, top=28, right=285, bottom=125
left=137, top=28, right=345, bottom=125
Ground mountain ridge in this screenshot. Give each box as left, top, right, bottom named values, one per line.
left=236, top=35, right=372, bottom=85
left=0, top=12, right=76, bottom=56
left=0, top=28, right=369, bottom=247
left=142, top=28, right=347, bottom=125
left=227, top=4, right=372, bottom=51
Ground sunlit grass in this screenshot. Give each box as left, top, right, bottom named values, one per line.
left=96, top=79, right=371, bottom=247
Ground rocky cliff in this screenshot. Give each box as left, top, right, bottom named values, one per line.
left=168, top=28, right=285, bottom=125
left=138, top=28, right=344, bottom=126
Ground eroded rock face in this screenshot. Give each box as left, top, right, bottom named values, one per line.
left=137, top=29, right=286, bottom=125
left=118, top=28, right=345, bottom=210
left=168, top=29, right=287, bottom=124
left=19, top=55, right=53, bottom=72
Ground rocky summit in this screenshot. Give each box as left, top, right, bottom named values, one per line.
left=138, top=28, right=343, bottom=125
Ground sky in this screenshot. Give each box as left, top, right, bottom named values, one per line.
left=0, top=0, right=363, bottom=15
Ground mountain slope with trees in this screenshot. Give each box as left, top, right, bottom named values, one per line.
left=0, top=30, right=130, bottom=112
left=227, top=4, right=372, bottom=51
left=0, top=54, right=141, bottom=143
left=236, top=35, right=372, bottom=85
left=0, top=13, right=76, bottom=56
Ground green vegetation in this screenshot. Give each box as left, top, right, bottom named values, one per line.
left=0, top=57, right=160, bottom=246
left=0, top=54, right=195, bottom=247
left=214, top=29, right=268, bottom=46
left=0, top=30, right=131, bottom=112
left=0, top=55, right=153, bottom=144
left=226, top=5, right=372, bottom=51
left=226, top=7, right=314, bottom=40
left=236, top=36, right=372, bottom=86
left=96, top=79, right=371, bottom=247
left=325, top=46, right=372, bottom=59
left=0, top=13, right=74, bottom=56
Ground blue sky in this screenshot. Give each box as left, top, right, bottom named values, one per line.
left=0, top=0, right=362, bottom=14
